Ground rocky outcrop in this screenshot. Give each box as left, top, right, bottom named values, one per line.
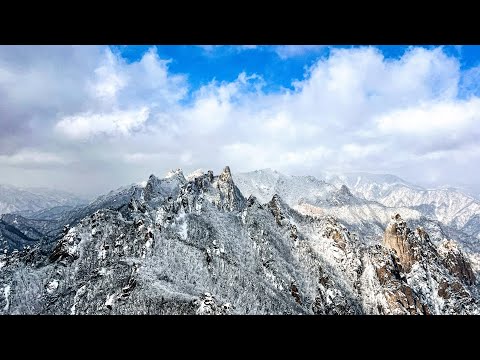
left=194, top=292, right=232, bottom=315
left=268, top=194, right=285, bottom=226
left=1, top=169, right=479, bottom=315
left=383, top=214, right=418, bottom=272
left=369, top=245, right=429, bottom=314
left=377, top=214, right=478, bottom=314
left=438, top=240, right=476, bottom=285
left=215, top=166, right=245, bottom=212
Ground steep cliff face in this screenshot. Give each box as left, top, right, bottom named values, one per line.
left=324, top=172, right=480, bottom=252
left=379, top=214, right=478, bottom=314
left=438, top=240, right=476, bottom=285
left=383, top=214, right=419, bottom=272
left=0, top=167, right=478, bottom=315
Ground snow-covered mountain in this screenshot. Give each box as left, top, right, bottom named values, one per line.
left=323, top=172, right=480, bottom=242
left=0, top=184, right=86, bottom=215
left=233, top=168, right=338, bottom=205
left=234, top=169, right=424, bottom=245
left=0, top=167, right=478, bottom=314
left=236, top=169, right=480, bottom=270
left=0, top=182, right=145, bottom=253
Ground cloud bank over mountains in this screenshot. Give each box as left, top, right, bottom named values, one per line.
left=0, top=45, right=479, bottom=195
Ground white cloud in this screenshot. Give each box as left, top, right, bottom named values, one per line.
left=89, top=48, right=127, bottom=104
left=342, top=143, right=385, bottom=158
left=198, top=45, right=259, bottom=54
left=2, top=45, right=480, bottom=194
left=123, top=152, right=166, bottom=163
left=56, top=107, right=150, bottom=139
left=375, top=99, right=480, bottom=134
left=198, top=45, right=219, bottom=52
left=274, top=45, right=326, bottom=59
left=0, top=150, right=67, bottom=166
left=461, top=65, right=480, bottom=97
left=85, top=47, right=188, bottom=111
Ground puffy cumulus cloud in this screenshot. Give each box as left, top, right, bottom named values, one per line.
left=375, top=99, right=480, bottom=135
left=1, top=45, right=480, bottom=195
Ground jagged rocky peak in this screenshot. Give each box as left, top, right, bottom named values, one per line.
left=165, top=168, right=186, bottom=181
left=245, top=194, right=260, bottom=207
left=383, top=214, right=477, bottom=287
left=144, top=174, right=164, bottom=202
left=383, top=213, right=418, bottom=272
left=212, top=166, right=245, bottom=212
left=2, top=166, right=480, bottom=315
left=338, top=184, right=353, bottom=196
left=438, top=240, right=476, bottom=285
left=176, top=166, right=244, bottom=213
left=219, top=166, right=232, bottom=182
left=146, top=173, right=159, bottom=186
left=268, top=194, right=286, bottom=226
left=186, top=168, right=205, bottom=181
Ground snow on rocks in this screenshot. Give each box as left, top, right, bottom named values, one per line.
left=46, top=279, right=59, bottom=294
left=1, top=166, right=479, bottom=315
left=3, top=284, right=10, bottom=311
left=105, top=294, right=115, bottom=310
left=194, top=292, right=231, bottom=315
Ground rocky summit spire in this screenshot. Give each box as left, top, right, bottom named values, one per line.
left=268, top=194, right=286, bottom=226
left=219, top=166, right=232, bottom=182
left=214, top=166, right=245, bottom=211
left=383, top=214, right=417, bottom=272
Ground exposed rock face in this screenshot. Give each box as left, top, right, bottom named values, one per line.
left=383, top=214, right=418, bottom=272
left=215, top=166, right=245, bottom=212
left=438, top=240, right=476, bottom=285
left=369, top=245, right=429, bottom=315
left=378, top=214, right=478, bottom=314
left=268, top=194, right=286, bottom=226
left=0, top=168, right=478, bottom=315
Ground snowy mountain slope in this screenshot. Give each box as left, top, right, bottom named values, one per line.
left=0, top=182, right=145, bottom=253
left=0, top=169, right=211, bottom=253
left=323, top=172, right=423, bottom=199
left=234, top=169, right=424, bottom=244
left=324, top=172, right=480, bottom=245
left=0, top=184, right=86, bottom=215
left=0, top=167, right=478, bottom=315
left=233, top=169, right=339, bottom=206
left=234, top=169, right=480, bottom=276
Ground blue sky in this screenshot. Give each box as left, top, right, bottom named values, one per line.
left=114, top=45, right=479, bottom=95
left=1, top=45, right=480, bottom=196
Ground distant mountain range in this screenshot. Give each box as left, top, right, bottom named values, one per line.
left=0, top=184, right=87, bottom=215
left=0, top=168, right=479, bottom=314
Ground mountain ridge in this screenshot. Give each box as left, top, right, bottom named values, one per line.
left=0, top=184, right=87, bottom=216
left=0, top=166, right=478, bottom=314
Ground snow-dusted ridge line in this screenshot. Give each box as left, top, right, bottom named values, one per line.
left=0, top=166, right=478, bottom=315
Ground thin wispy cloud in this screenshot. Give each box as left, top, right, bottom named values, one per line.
left=274, top=45, right=326, bottom=59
